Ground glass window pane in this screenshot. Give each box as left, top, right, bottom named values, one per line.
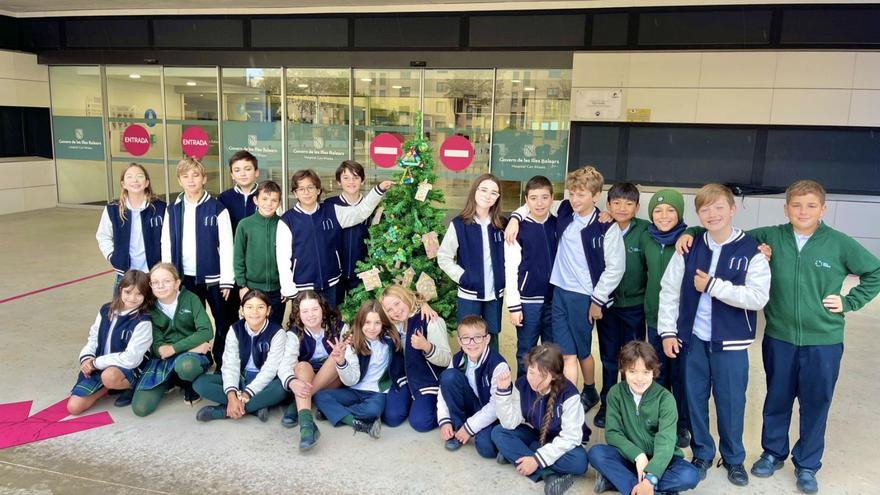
left=106, top=66, right=167, bottom=200
left=424, top=69, right=493, bottom=211
left=287, top=68, right=351, bottom=204
left=164, top=67, right=221, bottom=195
left=493, top=69, right=571, bottom=211
left=352, top=69, right=421, bottom=186
left=50, top=65, right=108, bottom=205
left=221, top=68, right=284, bottom=189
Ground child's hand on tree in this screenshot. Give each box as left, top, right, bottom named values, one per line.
left=379, top=180, right=394, bottom=192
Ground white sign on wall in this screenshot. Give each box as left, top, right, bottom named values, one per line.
left=574, top=89, right=623, bottom=120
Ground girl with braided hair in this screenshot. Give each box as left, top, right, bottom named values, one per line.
left=492, top=344, right=590, bottom=495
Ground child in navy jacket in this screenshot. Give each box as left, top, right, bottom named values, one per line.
left=438, top=173, right=507, bottom=352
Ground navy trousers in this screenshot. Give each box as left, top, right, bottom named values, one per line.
left=761, top=336, right=843, bottom=472
left=313, top=387, right=386, bottom=426
left=382, top=386, right=437, bottom=432
left=491, top=424, right=589, bottom=482
left=515, top=302, right=553, bottom=377
left=588, top=444, right=700, bottom=493
left=183, top=276, right=227, bottom=369
left=596, top=304, right=646, bottom=408
left=457, top=297, right=502, bottom=351
left=438, top=368, right=498, bottom=458
left=685, top=337, right=749, bottom=464
left=648, top=325, right=689, bottom=431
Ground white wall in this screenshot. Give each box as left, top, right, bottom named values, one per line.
left=0, top=50, right=54, bottom=216
left=572, top=50, right=880, bottom=257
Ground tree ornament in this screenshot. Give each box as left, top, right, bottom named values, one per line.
left=416, top=272, right=438, bottom=301
left=421, top=231, right=440, bottom=259
left=415, top=181, right=433, bottom=202
left=357, top=266, right=383, bottom=291
left=394, top=267, right=416, bottom=288
left=418, top=141, right=429, bottom=153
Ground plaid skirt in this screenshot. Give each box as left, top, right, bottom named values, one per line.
left=136, top=352, right=211, bottom=391
left=70, top=365, right=139, bottom=397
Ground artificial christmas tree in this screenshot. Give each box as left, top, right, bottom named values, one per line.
left=339, top=114, right=457, bottom=327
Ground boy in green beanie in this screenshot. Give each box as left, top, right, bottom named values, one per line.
left=640, top=188, right=691, bottom=450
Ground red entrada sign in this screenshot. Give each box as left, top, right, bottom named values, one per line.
left=122, top=124, right=150, bottom=156
left=181, top=126, right=210, bottom=159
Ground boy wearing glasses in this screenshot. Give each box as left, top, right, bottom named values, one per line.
left=437, top=315, right=510, bottom=458
left=276, top=169, right=393, bottom=309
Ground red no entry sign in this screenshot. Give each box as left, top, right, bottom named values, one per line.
left=439, top=135, right=474, bottom=171
left=370, top=133, right=402, bottom=168
left=122, top=124, right=150, bottom=156
left=181, top=126, right=210, bottom=159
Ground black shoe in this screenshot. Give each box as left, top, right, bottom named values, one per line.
left=445, top=438, right=462, bottom=451
left=676, top=427, right=691, bottom=449
left=543, top=473, right=575, bottom=495
left=114, top=389, right=134, bottom=407
left=256, top=407, right=270, bottom=422
left=281, top=405, right=298, bottom=428
left=580, top=387, right=600, bottom=412
left=352, top=418, right=381, bottom=439
left=315, top=409, right=326, bottom=421
left=496, top=452, right=510, bottom=465
left=795, top=468, right=818, bottom=494
left=721, top=460, right=749, bottom=486
left=299, top=424, right=320, bottom=451
left=183, top=385, right=201, bottom=406
left=195, top=405, right=225, bottom=422
left=691, top=457, right=713, bottom=481
left=593, top=407, right=606, bottom=429
left=750, top=452, right=784, bottom=478
left=593, top=472, right=613, bottom=493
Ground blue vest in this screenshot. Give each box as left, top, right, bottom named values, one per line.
left=356, top=335, right=399, bottom=387
left=167, top=192, right=227, bottom=285
left=451, top=217, right=506, bottom=299
left=295, top=320, right=344, bottom=362
left=280, top=203, right=343, bottom=291
left=96, top=303, right=151, bottom=368
left=325, top=194, right=371, bottom=279
left=233, top=319, right=282, bottom=372
left=515, top=215, right=559, bottom=306
left=556, top=203, right=612, bottom=288
left=678, top=231, right=760, bottom=351
left=451, top=347, right=507, bottom=406
left=398, top=312, right=446, bottom=396
left=515, top=375, right=590, bottom=443
left=218, top=186, right=256, bottom=234
left=105, top=200, right=166, bottom=275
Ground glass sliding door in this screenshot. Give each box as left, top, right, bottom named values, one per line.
left=163, top=67, right=221, bottom=195
left=106, top=66, right=168, bottom=199
left=50, top=66, right=107, bottom=205
left=424, top=69, right=494, bottom=211
left=286, top=68, right=351, bottom=202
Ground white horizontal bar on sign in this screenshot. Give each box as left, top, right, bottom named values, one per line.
left=443, top=149, right=470, bottom=158
left=373, top=147, right=399, bottom=155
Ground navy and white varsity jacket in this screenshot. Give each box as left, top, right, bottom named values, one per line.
left=437, top=346, right=510, bottom=435
left=78, top=305, right=152, bottom=371
left=391, top=312, right=452, bottom=398
left=161, top=190, right=234, bottom=288
left=218, top=185, right=257, bottom=233
left=504, top=213, right=559, bottom=312
left=221, top=319, right=286, bottom=397
left=658, top=229, right=771, bottom=351
left=96, top=199, right=166, bottom=275
left=325, top=193, right=372, bottom=280
left=438, top=216, right=506, bottom=301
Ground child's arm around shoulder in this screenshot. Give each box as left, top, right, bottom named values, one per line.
left=706, top=246, right=771, bottom=311
left=493, top=371, right=523, bottom=429
left=592, top=223, right=626, bottom=308
left=334, top=344, right=360, bottom=387
left=334, top=182, right=392, bottom=228
left=503, top=239, right=524, bottom=318
left=657, top=253, right=685, bottom=341
left=424, top=317, right=452, bottom=367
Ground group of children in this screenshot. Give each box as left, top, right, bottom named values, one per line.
left=78, top=150, right=879, bottom=495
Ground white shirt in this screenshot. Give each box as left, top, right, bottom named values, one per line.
left=550, top=210, right=595, bottom=294
left=795, top=232, right=812, bottom=252
left=351, top=339, right=391, bottom=393
left=181, top=196, right=199, bottom=276
left=466, top=358, right=479, bottom=395
left=692, top=228, right=741, bottom=342
left=157, top=298, right=178, bottom=319
left=243, top=323, right=262, bottom=374
left=127, top=203, right=148, bottom=272
left=631, top=388, right=643, bottom=410
left=437, top=216, right=498, bottom=301
left=306, top=329, right=328, bottom=361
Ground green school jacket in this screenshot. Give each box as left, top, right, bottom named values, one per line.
left=612, top=218, right=649, bottom=308
left=233, top=211, right=281, bottom=292
left=605, top=381, right=682, bottom=478
left=150, top=288, right=214, bottom=355
left=640, top=230, right=679, bottom=328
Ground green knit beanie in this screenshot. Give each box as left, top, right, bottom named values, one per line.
left=648, top=189, right=685, bottom=222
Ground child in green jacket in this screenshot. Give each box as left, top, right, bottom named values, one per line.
left=677, top=180, right=880, bottom=494
left=589, top=340, right=699, bottom=494
left=233, top=180, right=284, bottom=325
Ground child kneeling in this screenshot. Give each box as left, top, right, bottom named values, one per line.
left=314, top=300, right=402, bottom=447
left=492, top=344, right=589, bottom=495
left=193, top=289, right=287, bottom=422
left=589, top=341, right=700, bottom=495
